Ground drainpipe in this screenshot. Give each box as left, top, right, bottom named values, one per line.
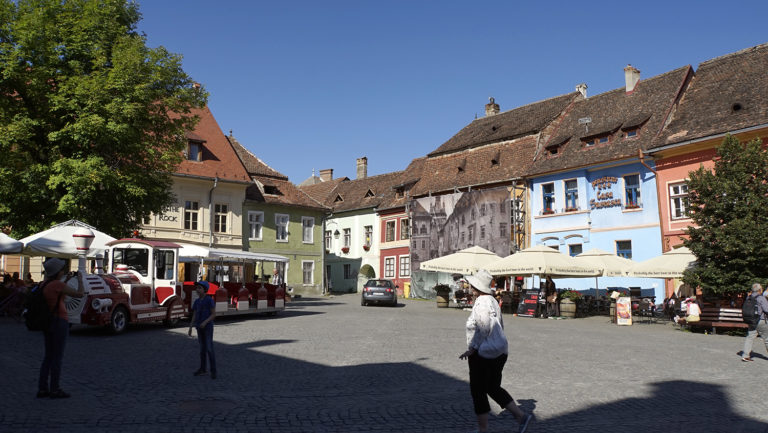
left=638, top=149, right=657, bottom=175
left=208, top=177, right=219, bottom=248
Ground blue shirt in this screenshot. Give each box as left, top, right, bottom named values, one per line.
left=192, top=296, right=215, bottom=327
left=753, top=293, right=768, bottom=320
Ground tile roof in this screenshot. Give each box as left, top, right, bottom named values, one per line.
left=652, top=43, right=768, bottom=149
left=300, top=171, right=407, bottom=213
left=298, top=177, right=349, bottom=204
left=410, top=136, right=539, bottom=196
left=427, top=92, right=580, bottom=156
left=226, top=135, right=327, bottom=210
left=175, top=106, right=251, bottom=183
left=377, top=157, right=427, bottom=210
left=528, top=66, right=692, bottom=175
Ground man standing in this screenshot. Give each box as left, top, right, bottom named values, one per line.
left=741, top=283, right=768, bottom=362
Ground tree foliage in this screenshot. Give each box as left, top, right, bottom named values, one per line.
left=683, top=135, right=768, bottom=295
left=0, top=0, right=207, bottom=238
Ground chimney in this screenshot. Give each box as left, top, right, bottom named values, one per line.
left=575, top=83, right=588, bottom=98
left=356, top=157, right=368, bottom=179
left=624, top=64, right=641, bottom=93
left=485, top=97, right=500, bottom=117
left=319, top=168, right=333, bottom=182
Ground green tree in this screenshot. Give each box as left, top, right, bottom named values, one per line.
left=683, top=135, right=768, bottom=295
left=0, top=0, right=207, bottom=238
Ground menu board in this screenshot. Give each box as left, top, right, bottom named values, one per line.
left=616, top=296, right=633, bottom=325
left=517, top=289, right=539, bottom=317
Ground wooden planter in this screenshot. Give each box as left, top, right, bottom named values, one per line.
left=560, top=298, right=576, bottom=318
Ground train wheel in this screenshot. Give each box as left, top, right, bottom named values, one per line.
left=163, top=300, right=180, bottom=327
left=109, top=306, right=128, bottom=334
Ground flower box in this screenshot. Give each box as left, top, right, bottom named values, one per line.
left=362, top=245, right=370, bottom=251
left=341, top=247, right=350, bottom=254
left=564, top=207, right=579, bottom=213
left=624, top=204, right=641, bottom=210
left=542, top=209, right=555, bottom=215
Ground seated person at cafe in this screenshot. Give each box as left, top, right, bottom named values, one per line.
left=674, top=296, right=701, bottom=324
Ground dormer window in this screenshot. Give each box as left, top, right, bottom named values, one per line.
left=365, top=189, right=375, bottom=198
left=491, top=150, right=500, bottom=166
left=187, top=140, right=204, bottom=161
left=264, top=185, right=282, bottom=195
left=584, top=136, right=609, bottom=147
left=334, top=194, right=343, bottom=203
left=624, top=129, right=638, bottom=138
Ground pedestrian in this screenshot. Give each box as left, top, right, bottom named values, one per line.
left=674, top=296, right=701, bottom=325
left=38, top=258, right=85, bottom=399
left=188, top=281, right=217, bottom=379
left=459, top=269, right=533, bottom=433
left=741, top=283, right=768, bottom=362
left=544, top=275, right=557, bottom=318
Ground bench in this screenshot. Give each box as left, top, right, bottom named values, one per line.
left=687, top=307, right=748, bottom=334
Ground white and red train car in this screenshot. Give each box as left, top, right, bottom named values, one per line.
left=63, top=238, right=286, bottom=334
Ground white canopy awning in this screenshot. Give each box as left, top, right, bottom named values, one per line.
left=0, top=233, right=23, bottom=254
left=19, top=220, right=115, bottom=258
left=177, top=243, right=288, bottom=263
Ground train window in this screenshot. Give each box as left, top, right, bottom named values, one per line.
left=113, top=248, right=149, bottom=277
left=155, top=250, right=175, bottom=280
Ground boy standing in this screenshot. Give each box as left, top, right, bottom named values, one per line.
left=188, top=281, right=217, bottom=379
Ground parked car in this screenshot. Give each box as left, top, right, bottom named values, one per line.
left=361, top=279, right=398, bottom=307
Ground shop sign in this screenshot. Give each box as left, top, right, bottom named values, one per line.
left=589, top=176, right=621, bottom=209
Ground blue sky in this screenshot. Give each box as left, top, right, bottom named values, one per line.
left=136, top=1, right=768, bottom=184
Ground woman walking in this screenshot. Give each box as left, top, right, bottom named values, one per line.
left=38, top=258, right=85, bottom=398
left=459, top=269, right=533, bottom=433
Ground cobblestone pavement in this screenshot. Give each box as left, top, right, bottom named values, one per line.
left=2, top=294, right=768, bottom=433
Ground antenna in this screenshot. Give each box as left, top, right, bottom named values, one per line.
left=578, top=117, right=592, bottom=134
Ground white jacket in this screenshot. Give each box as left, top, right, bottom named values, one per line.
left=466, top=295, right=508, bottom=359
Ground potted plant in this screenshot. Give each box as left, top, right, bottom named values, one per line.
left=362, top=244, right=370, bottom=251
left=542, top=208, right=555, bottom=215
left=559, top=290, right=582, bottom=318
left=434, top=284, right=451, bottom=309
left=565, top=207, right=578, bottom=212
left=341, top=246, right=350, bottom=254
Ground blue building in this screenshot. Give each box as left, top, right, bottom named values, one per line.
left=526, top=65, right=694, bottom=301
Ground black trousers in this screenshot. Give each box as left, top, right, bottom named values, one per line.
left=468, top=353, right=513, bottom=414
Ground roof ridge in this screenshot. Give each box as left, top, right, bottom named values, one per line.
left=697, top=42, right=768, bottom=68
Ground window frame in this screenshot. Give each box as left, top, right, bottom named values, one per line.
left=302, top=260, right=314, bottom=285
left=247, top=211, right=264, bottom=241
left=623, top=174, right=642, bottom=209
left=400, top=218, right=410, bottom=240
left=384, top=257, right=396, bottom=278
left=324, top=230, right=332, bottom=250
left=564, top=179, right=579, bottom=211
left=364, top=225, right=373, bottom=247
left=302, top=216, right=314, bottom=244
left=568, top=244, right=583, bottom=257
left=275, top=213, right=289, bottom=242
left=399, top=255, right=410, bottom=277
left=214, top=204, right=228, bottom=233
left=184, top=200, right=199, bottom=231
left=542, top=182, right=555, bottom=214
left=669, top=182, right=690, bottom=220
left=187, top=140, right=203, bottom=161
left=616, top=240, right=632, bottom=259
left=343, top=228, right=351, bottom=248
left=385, top=220, right=396, bottom=242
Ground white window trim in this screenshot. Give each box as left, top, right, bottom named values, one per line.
left=275, top=213, right=289, bottom=243
left=302, top=260, right=314, bottom=286
left=384, top=256, right=396, bottom=278
left=302, top=216, right=314, bottom=244
left=248, top=211, right=264, bottom=241
left=669, top=181, right=690, bottom=220
left=398, top=254, right=410, bottom=277
left=214, top=203, right=229, bottom=233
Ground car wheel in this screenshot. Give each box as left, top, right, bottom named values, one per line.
left=109, top=306, right=128, bottom=334
left=361, top=298, right=366, bottom=306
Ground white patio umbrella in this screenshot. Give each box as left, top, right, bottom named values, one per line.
left=574, top=248, right=636, bottom=296
left=486, top=245, right=601, bottom=277
left=19, top=219, right=116, bottom=258
left=0, top=233, right=23, bottom=254
left=419, top=245, right=502, bottom=275
left=626, top=247, right=696, bottom=278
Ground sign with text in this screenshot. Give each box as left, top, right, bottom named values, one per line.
left=517, top=289, right=539, bottom=317
left=616, top=296, right=633, bottom=325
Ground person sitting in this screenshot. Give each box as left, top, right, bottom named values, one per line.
left=674, top=297, right=701, bottom=325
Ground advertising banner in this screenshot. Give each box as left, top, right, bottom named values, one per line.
left=616, top=296, right=633, bottom=325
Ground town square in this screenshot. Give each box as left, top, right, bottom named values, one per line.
left=2, top=1, right=768, bottom=432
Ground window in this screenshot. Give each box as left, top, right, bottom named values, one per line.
left=624, top=174, right=641, bottom=208
left=471, top=208, right=476, bottom=220
left=568, top=244, right=583, bottom=257
left=625, top=129, right=638, bottom=138
left=187, top=141, right=202, bottom=161
left=499, top=223, right=507, bottom=238
left=460, top=232, right=465, bottom=243
left=364, top=225, right=373, bottom=247
left=214, top=204, right=228, bottom=233
left=324, top=230, right=331, bottom=250
left=421, top=240, right=426, bottom=249
left=400, top=219, right=410, bottom=240
left=343, top=228, right=351, bottom=248
left=480, top=204, right=487, bottom=217
left=275, top=214, right=289, bottom=241
left=384, top=257, right=395, bottom=278
left=670, top=182, right=689, bottom=219
left=565, top=180, right=578, bottom=211
left=616, top=240, right=632, bottom=259
left=385, top=220, right=395, bottom=242
left=542, top=183, right=555, bottom=213
left=399, top=255, right=410, bottom=277
left=248, top=211, right=263, bottom=240
left=343, top=264, right=353, bottom=279
left=154, top=250, right=175, bottom=280
left=480, top=225, right=486, bottom=240
left=302, top=261, right=314, bottom=285
left=585, top=136, right=609, bottom=147
left=302, top=217, right=314, bottom=243
left=184, top=201, right=199, bottom=230
left=468, top=226, right=474, bottom=242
